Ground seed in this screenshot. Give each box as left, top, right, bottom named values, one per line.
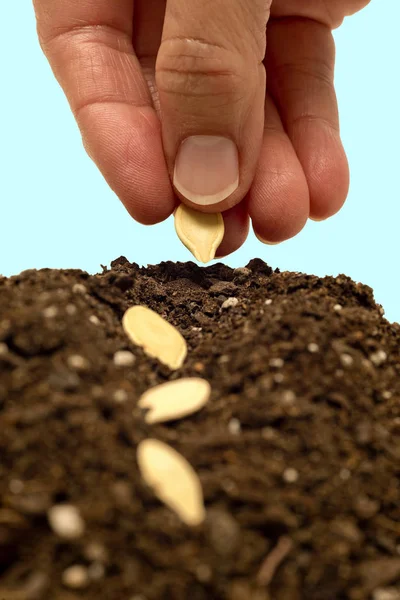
left=138, top=378, right=210, bottom=424
left=48, top=504, right=85, bottom=539
left=174, top=204, right=224, bottom=264
left=137, top=439, right=206, bottom=526
left=122, top=305, right=187, bottom=370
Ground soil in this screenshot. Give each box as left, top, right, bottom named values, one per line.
left=0, top=257, right=399, bottom=600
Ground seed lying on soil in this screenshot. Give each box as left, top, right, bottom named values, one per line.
left=122, top=305, right=187, bottom=370
left=174, top=203, right=224, bottom=263
left=137, top=439, right=206, bottom=526
left=138, top=378, right=211, bottom=424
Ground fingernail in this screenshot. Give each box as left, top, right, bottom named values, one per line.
left=254, top=231, right=281, bottom=245
left=173, top=136, right=239, bottom=206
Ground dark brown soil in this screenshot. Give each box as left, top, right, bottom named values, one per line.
left=1, top=257, right=400, bottom=600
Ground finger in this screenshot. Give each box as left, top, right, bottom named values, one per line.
left=33, top=0, right=175, bottom=225
left=248, top=94, right=309, bottom=243
left=266, top=18, right=349, bottom=221
left=271, top=0, right=371, bottom=28
left=215, top=203, right=250, bottom=258
left=156, top=0, right=271, bottom=212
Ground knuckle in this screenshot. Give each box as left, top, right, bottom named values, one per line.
left=156, top=37, right=247, bottom=103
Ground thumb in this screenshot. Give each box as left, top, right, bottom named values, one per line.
left=156, top=0, right=270, bottom=211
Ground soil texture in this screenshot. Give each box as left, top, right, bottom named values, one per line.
left=0, top=257, right=399, bottom=600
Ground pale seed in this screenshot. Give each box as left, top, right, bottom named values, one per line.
left=138, top=378, right=210, bottom=424
left=137, top=439, right=206, bottom=526
left=122, top=305, right=187, bottom=370
left=174, top=204, right=224, bottom=264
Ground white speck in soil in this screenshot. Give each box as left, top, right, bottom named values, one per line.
left=339, top=468, right=351, bottom=481
left=67, top=355, right=90, bottom=371
left=381, top=390, right=392, bottom=400
left=281, top=390, right=296, bottom=405
left=113, top=389, right=128, bottom=403
left=228, top=418, right=241, bottom=435
left=370, top=349, right=387, bottom=366
left=62, top=565, right=90, bottom=589
left=269, top=357, right=284, bottom=369
left=265, top=299, right=273, bottom=305
left=72, top=283, right=87, bottom=295
left=333, top=304, right=343, bottom=311
left=340, top=353, right=354, bottom=367
left=221, top=297, right=239, bottom=310
left=42, top=306, right=58, bottom=319
left=48, top=504, right=85, bottom=539
left=66, top=304, right=77, bottom=315
left=307, top=343, right=319, bottom=353
left=113, top=351, right=136, bottom=367
left=283, top=468, right=299, bottom=483
left=89, top=315, right=100, bottom=325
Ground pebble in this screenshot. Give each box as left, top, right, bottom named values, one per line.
left=67, top=354, right=90, bottom=371
left=333, top=304, right=343, bottom=311
left=113, top=350, right=136, bottom=367
left=265, top=299, right=273, bottom=305
left=340, top=353, right=354, bottom=367
left=72, top=283, right=88, bottom=294
left=89, top=315, right=100, bottom=325
left=221, top=297, right=239, bottom=310
left=62, top=565, right=90, bottom=589
left=0, top=342, right=8, bottom=355
left=113, top=389, right=128, bottom=403
left=66, top=303, right=77, bottom=315
left=283, top=468, right=299, bottom=483
left=42, top=305, right=58, bottom=318
left=192, top=326, right=202, bottom=332
left=269, top=357, right=284, bottom=369
left=370, top=349, right=387, bottom=366
left=228, top=418, right=241, bottom=435
left=382, top=390, right=392, bottom=400
left=307, top=343, right=319, bottom=353
left=48, top=504, right=85, bottom=539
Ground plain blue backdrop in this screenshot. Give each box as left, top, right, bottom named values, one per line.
left=2, top=2, right=399, bottom=323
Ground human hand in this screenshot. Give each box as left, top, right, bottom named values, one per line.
left=34, top=0, right=369, bottom=257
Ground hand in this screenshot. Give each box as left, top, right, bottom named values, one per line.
left=34, top=0, right=370, bottom=257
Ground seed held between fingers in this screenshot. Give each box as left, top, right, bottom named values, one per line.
left=174, top=204, right=224, bottom=264
left=122, top=305, right=187, bottom=370
left=138, top=378, right=211, bottom=424
left=137, top=439, right=206, bottom=527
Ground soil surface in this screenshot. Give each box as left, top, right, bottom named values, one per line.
left=1, top=257, right=400, bottom=600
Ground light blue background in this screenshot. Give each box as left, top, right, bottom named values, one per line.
left=2, top=2, right=399, bottom=323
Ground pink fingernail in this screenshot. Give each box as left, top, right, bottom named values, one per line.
left=173, top=136, right=239, bottom=206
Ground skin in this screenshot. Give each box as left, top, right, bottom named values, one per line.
left=33, top=0, right=370, bottom=257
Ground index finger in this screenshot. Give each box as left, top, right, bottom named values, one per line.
left=33, top=0, right=175, bottom=224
